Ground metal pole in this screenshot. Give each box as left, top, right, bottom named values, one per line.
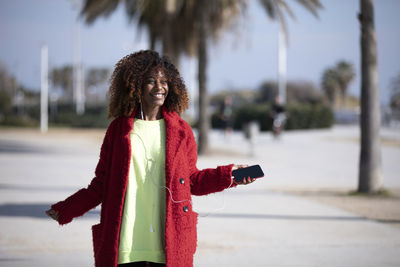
left=73, top=0, right=84, bottom=115
left=278, top=25, right=287, bottom=104
left=76, top=63, right=85, bottom=114
left=189, top=58, right=198, bottom=121
left=40, top=44, right=48, bottom=133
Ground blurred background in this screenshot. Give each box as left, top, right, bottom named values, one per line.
left=1, top=0, right=399, bottom=131
left=0, top=0, right=400, bottom=266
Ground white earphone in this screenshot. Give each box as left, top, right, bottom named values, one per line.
left=135, top=103, right=234, bottom=233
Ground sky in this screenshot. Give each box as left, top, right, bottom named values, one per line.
left=1, top=0, right=400, bottom=106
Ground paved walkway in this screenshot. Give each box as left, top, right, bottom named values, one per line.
left=0, top=126, right=399, bottom=266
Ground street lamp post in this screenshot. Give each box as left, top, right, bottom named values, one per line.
left=72, top=0, right=85, bottom=115
left=40, top=44, right=49, bottom=133
left=278, top=25, right=287, bottom=104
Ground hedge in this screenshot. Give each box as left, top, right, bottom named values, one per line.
left=50, top=103, right=110, bottom=128
left=0, top=103, right=110, bottom=128
left=212, top=103, right=334, bottom=131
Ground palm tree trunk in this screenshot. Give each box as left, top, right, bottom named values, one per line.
left=162, top=21, right=180, bottom=67
left=358, top=0, right=382, bottom=193
left=162, top=38, right=180, bottom=67
left=342, top=87, right=347, bottom=108
left=150, top=33, right=156, bottom=51
left=197, top=7, right=209, bottom=155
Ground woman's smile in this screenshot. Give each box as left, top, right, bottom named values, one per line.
left=141, top=69, right=169, bottom=120
left=150, top=91, right=167, bottom=100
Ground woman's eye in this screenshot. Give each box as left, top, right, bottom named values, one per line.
left=146, top=80, right=155, bottom=85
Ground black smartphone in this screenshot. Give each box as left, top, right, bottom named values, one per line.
left=232, top=164, right=264, bottom=183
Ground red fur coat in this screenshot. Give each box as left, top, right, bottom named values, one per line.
left=51, top=107, right=235, bottom=267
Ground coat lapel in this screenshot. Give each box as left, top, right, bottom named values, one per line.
left=121, top=107, right=186, bottom=187
left=162, top=107, right=186, bottom=187
left=115, top=114, right=134, bottom=200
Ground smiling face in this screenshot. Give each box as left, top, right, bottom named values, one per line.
left=141, top=68, right=169, bottom=117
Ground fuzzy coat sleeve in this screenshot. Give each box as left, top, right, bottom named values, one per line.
left=51, top=121, right=114, bottom=225
left=186, top=125, right=236, bottom=196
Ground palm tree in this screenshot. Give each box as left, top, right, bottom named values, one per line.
left=50, top=65, right=74, bottom=102
left=390, top=73, right=400, bottom=110
left=321, top=68, right=341, bottom=108
left=257, top=0, right=321, bottom=107
left=80, top=0, right=323, bottom=154
left=336, top=60, right=355, bottom=106
left=191, top=0, right=243, bottom=154
left=258, top=0, right=322, bottom=36
left=81, top=0, right=180, bottom=64
left=321, top=61, right=355, bottom=108
left=358, top=0, right=382, bottom=193
left=81, top=0, right=244, bottom=154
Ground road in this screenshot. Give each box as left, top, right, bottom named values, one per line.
left=0, top=125, right=399, bottom=266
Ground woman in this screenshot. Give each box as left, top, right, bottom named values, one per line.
left=46, top=50, right=255, bottom=267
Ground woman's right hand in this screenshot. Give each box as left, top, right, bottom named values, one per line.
left=232, top=164, right=256, bottom=185
left=45, top=209, right=59, bottom=222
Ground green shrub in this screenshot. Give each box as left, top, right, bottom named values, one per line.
left=51, top=103, right=109, bottom=128
left=0, top=114, right=38, bottom=127
left=0, top=104, right=40, bottom=127
left=211, top=102, right=333, bottom=131
left=211, top=113, right=224, bottom=129
left=0, top=102, right=110, bottom=128
left=285, top=104, right=334, bottom=130
left=0, top=91, right=12, bottom=115
left=233, top=104, right=273, bottom=131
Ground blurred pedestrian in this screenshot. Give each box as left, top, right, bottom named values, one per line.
left=271, top=95, right=287, bottom=138
left=46, top=50, right=255, bottom=267
left=219, top=95, right=233, bottom=138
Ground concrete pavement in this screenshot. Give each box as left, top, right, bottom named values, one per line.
left=0, top=125, right=399, bottom=266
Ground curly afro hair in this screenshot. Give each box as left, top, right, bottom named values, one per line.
left=107, top=50, right=189, bottom=118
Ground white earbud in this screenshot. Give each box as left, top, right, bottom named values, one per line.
left=140, top=103, right=144, bottom=120
left=130, top=125, right=234, bottom=233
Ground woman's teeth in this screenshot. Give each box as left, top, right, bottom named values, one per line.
left=152, top=93, right=164, bottom=98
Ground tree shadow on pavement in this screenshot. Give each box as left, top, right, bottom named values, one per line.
left=0, top=203, right=99, bottom=219
left=201, top=212, right=400, bottom=224
left=0, top=183, right=79, bottom=192
left=0, top=140, right=54, bottom=154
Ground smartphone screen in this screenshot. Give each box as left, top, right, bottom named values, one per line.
left=232, top=165, right=264, bottom=182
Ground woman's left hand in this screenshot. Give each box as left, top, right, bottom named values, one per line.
left=232, top=164, right=256, bottom=185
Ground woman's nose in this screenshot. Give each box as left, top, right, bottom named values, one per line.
left=156, top=80, right=163, bottom=89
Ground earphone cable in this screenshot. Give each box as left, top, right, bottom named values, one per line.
left=131, top=125, right=233, bottom=221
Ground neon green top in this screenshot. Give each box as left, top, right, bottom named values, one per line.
left=118, top=118, right=166, bottom=264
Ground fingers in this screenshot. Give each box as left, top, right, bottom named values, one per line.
left=46, top=209, right=59, bottom=221
left=232, top=164, right=249, bottom=171
left=232, top=164, right=254, bottom=185
left=245, top=176, right=255, bottom=184
left=235, top=176, right=256, bottom=185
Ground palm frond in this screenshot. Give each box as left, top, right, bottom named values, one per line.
left=295, top=0, right=322, bottom=18
left=80, top=0, right=120, bottom=24
left=258, top=0, right=322, bottom=35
